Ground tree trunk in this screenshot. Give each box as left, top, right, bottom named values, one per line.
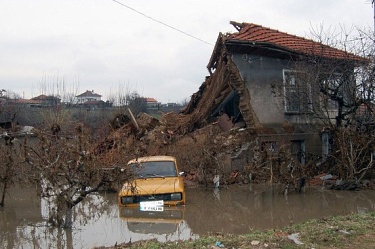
left=0, top=181, right=7, bottom=207
left=66, top=227, right=73, bottom=249
left=64, top=207, right=73, bottom=228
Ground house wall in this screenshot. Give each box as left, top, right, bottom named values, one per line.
left=232, top=54, right=287, bottom=126
left=231, top=54, right=323, bottom=159
left=146, top=102, right=159, bottom=109
left=232, top=53, right=325, bottom=128
left=77, top=95, right=101, bottom=103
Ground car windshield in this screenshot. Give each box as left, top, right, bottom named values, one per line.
left=129, top=161, right=178, bottom=178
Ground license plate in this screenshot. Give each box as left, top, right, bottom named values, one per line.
left=140, top=206, right=164, bottom=212
left=139, top=200, right=164, bottom=211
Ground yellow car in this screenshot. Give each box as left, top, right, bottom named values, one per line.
left=118, top=156, right=186, bottom=207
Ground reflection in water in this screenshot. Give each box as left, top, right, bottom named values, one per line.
left=118, top=207, right=198, bottom=243
left=0, top=184, right=375, bottom=248
left=185, top=184, right=375, bottom=235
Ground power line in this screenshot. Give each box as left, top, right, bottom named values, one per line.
left=110, top=0, right=213, bottom=46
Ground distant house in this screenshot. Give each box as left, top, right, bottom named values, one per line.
left=75, top=90, right=112, bottom=109
left=145, top=97, right=159, bottom=109
left=76, top=90, right=102, bottom=104
left=12, top=98, right=41, bottom=107
left=30, top=94, right=61, bottom=107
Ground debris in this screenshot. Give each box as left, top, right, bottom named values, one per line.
left=213, top=175, right=220, bottom=188
left=309, top=173, right=337, bottom=186
left=287, top=233, right=304, bottom=245
left=339, top=229, right=350, bottom=235
left=248, top=172, right=253, bottom=183
left=331, top=181, right=360, bottom=191
left=274, top=231, right=288, bottom=238
left=251, top=240, right=260, bottom=246
left=214, top=241, right=225, bottom=248
left=320, top=174, right=333, bottom=181
left=218, top=113, right=233, bottom=131
left=127, top=108, right=139, bottom=130
left=136, top=112, right=160, bottom=129
left=228, top=171, right=239, bottom=184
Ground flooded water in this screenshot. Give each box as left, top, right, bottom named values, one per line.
left=1, top=184, right=375, bottom=248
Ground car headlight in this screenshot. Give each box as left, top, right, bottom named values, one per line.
left=170, top=193, right=182, bottom=200
left=121, top=196, right=134, bottom=204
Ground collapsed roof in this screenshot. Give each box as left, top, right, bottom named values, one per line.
left=168, top=21, right=367, bottom=135
left=97, top=21, right=370, bottom=175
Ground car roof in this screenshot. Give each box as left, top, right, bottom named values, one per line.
left=127, top=156, right=177, bottom=164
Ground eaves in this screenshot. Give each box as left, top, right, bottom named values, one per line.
left=225, top=40, right=299, bottom=60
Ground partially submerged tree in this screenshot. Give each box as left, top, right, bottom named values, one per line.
left=26, top=120, right=128, bottom=228
left=0, top=81, right=131, bottom=215
left=0, top=90, right=23, bottom=127
left=0, top=91, right=28, bottom=207
left=0, top=136, right=18, bottom=207
left=21, top=84, right=131, bottom=228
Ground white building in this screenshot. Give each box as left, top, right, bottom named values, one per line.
left=76, top=90, right=102, bottom=104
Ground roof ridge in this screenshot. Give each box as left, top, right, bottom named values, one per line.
left=228, top=21, right=365, bottom=61
left=241, top=22, right=326, bottom=46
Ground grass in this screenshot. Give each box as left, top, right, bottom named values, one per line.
left=98, top=211, right=375, bottom=249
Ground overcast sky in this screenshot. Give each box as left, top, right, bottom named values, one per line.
left=0, top=0, right=373, bottom=103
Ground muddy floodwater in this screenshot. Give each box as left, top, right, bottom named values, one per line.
left=1, top=184, right=375, bottom=248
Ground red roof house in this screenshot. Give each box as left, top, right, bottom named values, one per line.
left=181, top=21, right=367, bottom=163
left=226, top=22, right=365, bottom=61
left=76, top=90, right=102, bottom=104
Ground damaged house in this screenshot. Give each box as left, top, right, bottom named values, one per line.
left=175, top=21, right=366, bottom=171
left=101, top=21, right=367, bottom=184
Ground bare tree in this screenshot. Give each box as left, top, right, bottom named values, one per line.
left=107, top=82, right=147, bottom=115
left=25, top=120, right=128, bottom=228
left=0, top=91, right=23, bottom=126
left=0, top=91, right=28, bottom=207
left=19, top=81, right=131, bottom=228
left=0, top=138, right=17, bottom=207
left=288, top=26, right=375, bottom=182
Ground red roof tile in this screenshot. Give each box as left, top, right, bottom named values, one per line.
left=11, top=99, right=41, bottom=104
left=229, top=22, right=364, bottom=61
left=146, top=97, right=158, bottom=103
left=31, top=94, right=60, bottom=101
left=31, top=94, right=47, bottom=100
left=76, top=90, right=102, bottom=98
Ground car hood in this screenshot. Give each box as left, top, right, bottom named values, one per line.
left=132, top=177, right=182, bottom=195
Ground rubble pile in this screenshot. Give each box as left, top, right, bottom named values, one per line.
left=93, top=32, right=308, bottom=188
left=94, top=108, right=259, bottom=185
left=94, top=59, right=307, bottom=186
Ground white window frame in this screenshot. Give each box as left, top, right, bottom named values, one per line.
left=283, top=70, right=312, bottom=113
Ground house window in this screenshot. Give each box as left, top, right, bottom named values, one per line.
left=261, top=141, right=277, bottom=153
left=291, top=140, right=305, bottom=164
left=283, top=70, right=311, bottom=113
left=320, top=74, right=342, bottom=111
